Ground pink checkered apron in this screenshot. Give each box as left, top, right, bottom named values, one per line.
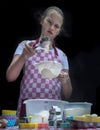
left=17, top=42, right=63, bottom=117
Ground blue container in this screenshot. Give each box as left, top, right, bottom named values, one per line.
left=2, top=115, right=16, bottom=127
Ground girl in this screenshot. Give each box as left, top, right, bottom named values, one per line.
left=6, top=6, right=72, bottom=117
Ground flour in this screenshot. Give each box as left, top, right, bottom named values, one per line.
left=63, top=108, right=90, bottom=116
left=28, top=110, right=49, bottom=123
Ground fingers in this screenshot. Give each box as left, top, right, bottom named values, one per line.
left=58, top=69, right=69, bottom=83
left=24, top=43, right=35, bottom=55
left=21, top=41, right=34, bottom=48
left=59, top=69, right=68, bottom=76
left=21, top=41, right=36, bottom=60
left=28, top=41, right=35, bottom=47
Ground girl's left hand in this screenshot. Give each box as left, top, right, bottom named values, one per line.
left=58, top=69, right=69, bottom=85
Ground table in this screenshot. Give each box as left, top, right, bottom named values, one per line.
left=0, top=128, right=100, bottom=130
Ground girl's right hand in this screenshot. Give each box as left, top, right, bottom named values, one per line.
left=21, top=41, right=36, bottom=60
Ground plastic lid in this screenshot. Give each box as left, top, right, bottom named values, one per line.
left=2, top=110, right=16, bottom=115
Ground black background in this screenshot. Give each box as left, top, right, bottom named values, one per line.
left=0, top=0, right=100, bottom=115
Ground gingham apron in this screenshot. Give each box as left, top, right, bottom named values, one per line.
left=17, top=40, right=62, bottom=117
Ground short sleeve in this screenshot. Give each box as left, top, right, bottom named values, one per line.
left=57, top=49, right=69, bottom=70
left=14, top=40, right=32, bottom=55
left=14, top=43, right=24, bottom=55
left=61, top=52, right=69, bottom=70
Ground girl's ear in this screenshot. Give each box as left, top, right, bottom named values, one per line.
left=40, top=16, right=43, bottom=25
left=40, top=20, right=43, bottom=25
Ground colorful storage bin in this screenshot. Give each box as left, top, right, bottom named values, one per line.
left=1, top=110, right=17, bottom=127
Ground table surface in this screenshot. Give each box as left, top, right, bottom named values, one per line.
left=0, top=128, right=100, bottom=130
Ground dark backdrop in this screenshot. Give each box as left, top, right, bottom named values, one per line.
left=0, top=0, right=100, bottom=115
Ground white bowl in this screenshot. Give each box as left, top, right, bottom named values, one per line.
left=35, top=61, right=62, bottom=78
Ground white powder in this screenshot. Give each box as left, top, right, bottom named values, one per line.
left=28, top=110, right=49, bottom=123
left=63, top=108, right=90, bottom=116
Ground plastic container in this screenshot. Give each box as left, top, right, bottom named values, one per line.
left=63, top=102, right=92, bottom=117
left=23, top=99, right=68, bottom=123
left=2, top=110, right=16, bottom=115
left=2, top=110, right=17, bottom=127
left=23, top=99, right=92, bottom=123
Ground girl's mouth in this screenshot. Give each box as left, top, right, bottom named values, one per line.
left=48, top=31, right=53, bottom=35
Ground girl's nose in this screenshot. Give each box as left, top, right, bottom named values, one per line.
left=50, top=25, right=55, bottom=30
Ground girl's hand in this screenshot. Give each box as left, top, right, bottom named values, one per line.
left=58, top=69, right=69, bottom=85
left=21, top=41, right=36, bottom=60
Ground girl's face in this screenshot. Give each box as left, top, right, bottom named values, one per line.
left=41, top=10, right=63, bottom=41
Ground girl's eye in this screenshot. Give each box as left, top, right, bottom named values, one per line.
left=47, top=19, right=52, bottom=24
left=55, top=25, right=60, bottom=29
left=46, top=18, right=61, bottom=29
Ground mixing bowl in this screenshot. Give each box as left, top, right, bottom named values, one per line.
left=35, top=61, right=62, bottom=78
